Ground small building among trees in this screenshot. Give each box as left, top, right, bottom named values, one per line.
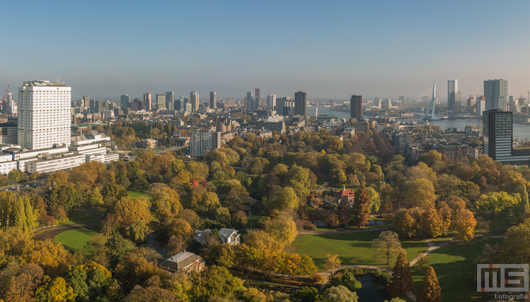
left=161, top=251, right=205, bottom=273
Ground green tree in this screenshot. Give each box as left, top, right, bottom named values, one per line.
left=366, top=187, right=381, bottom=213
left=105, top=231, right=133, bottom=268
left=351, top=188, right=371, bottom=227
left=190, top=266, right=243, bottom=302
left=89, top=188, right=104, bottom=207
left=262, top=213, right=298, bottom=245
left=503, top=218, right=530, bottom=264
left=299, top=286, right=321, bottom=302
left=389, top=252, right=414, bottom=297
left=323, top=285, right=358, bottom=302
left=371, top=230, right=403, bottom=265
left=416, top=266, right=442, bottom=302
left=8, top=169, right=24, bottom=184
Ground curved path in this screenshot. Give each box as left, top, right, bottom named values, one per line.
left=33, top=223, right=99, bottom=241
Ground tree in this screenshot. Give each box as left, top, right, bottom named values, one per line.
left=522, top=185, right=530, bottom=213
left=88, top=188, right=104, bottom=207
left=299, top=286, right=321, bottom=302
left=475, top=191, right=518, bottom=219
left=105, top=231, right=133, bottom=268
left=394, top=209, right=417, bottom=239
left=384, top=298, right=407, bottom=302
left=262, top=212, right=297, bottom=245
left=166, top=235, right=185, bottom=258
left=503, top=218, right=530, bottom=264
left=190, top=266, right=243, bottom=302
left=34, top=277, right=76, bottom=302
left=111, top=196, right=152, bottom=235
left=389, top=252, right=414, bottom=297
left=453, top=209, right=476, bottom=242
left=416, top=266, right=442, bottom=302
left=366, top=187, right=381, bottom=213
left=372, top=231, right=404, bottom=265
left=323, top=285, right=358, bottom=302
left=267, top=186, right=299, bottom=212
left=331, top=169, right=347, bottom=187
left=404, top=178, right=436, bottom=209
left=420, top=209, right=443, bottom=238
left=351, top=188, right=371, bottom=227
left=8, top=169, right=25, bottom=184
left=324, top=254, right=341, bottom=276
left=168, top=219, right=193, bottom=238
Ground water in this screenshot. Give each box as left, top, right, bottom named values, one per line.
left=355, top=274, right=392, bottom=302
left=307, top=107, right=530, bottom=140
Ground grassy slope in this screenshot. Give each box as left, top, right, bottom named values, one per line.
left=128, top=190, right=152, bottom=200
left=53, top=227, right=101, bottom=252
left=410, top=237, right=503, bottom=302
left=289, top=230, right=428, bottom=270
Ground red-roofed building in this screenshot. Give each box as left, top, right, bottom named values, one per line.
left=334, top=187, right=355, bottom=206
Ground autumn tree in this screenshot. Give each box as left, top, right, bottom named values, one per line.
left=366, top=187, right=381, bottom=213
left=324, top=254, right=341, bottom=276
left=110, top=196, right=152, bottom=240
left=416, top=266, right=442, bottom=302
left=323, top=285, right=358, bottom=302
left=262, top=212, right=297, bottom=245
left=149, top=183, right=182, bottom=222
left=34, top=277, right=76, bottom=302
left=420, top=208, right=443, bottom=238
left=265, top=186, right=299, bottom=213
left=503, top=218, right=530, bottom=264
left=372, top=231, right=404, bottom=265
left=88, top=188, right=104, bottom=207
left=404, top=178, right=436, bottom=209
left=351, top=188, right=371, bottom=228
left=389, top=252, right=414, bottom=297
left=394, top=209, right=417, bottom=239
left=190, top=266, right=243, bottom=302
left=453, top=209, right=477, bottom=242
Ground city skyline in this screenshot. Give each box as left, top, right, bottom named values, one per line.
left=3, top=1, right=530, bottom=99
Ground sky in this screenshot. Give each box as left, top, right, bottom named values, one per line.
left=2, top=0, right=530, bottom=101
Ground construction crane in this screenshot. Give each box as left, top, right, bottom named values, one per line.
left=2, top=85, right=9, bottom=102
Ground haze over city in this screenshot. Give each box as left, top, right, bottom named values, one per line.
left=3, top=0, right=530, bottom=100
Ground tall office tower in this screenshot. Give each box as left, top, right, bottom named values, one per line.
left=267, top=95, right=276, bottom=110
left=190, top=91, right=199, bottom=112
left=519, top=96, right=526, bottom=106
left=508, top=96, right=515, bottom=112
left=225, top=98, right=235, bottom=107
left=276, top=97, right=287, bottom=115
left=210, top=91, right=217, bottom=109
left=82, top=95, right=89, bottom=108
left=166, top=92, right=174, bottom=110
left=447, top=79, right=458, bottom=113
left=399, top=96, right=406, bottom=103
left=143, top=93, right=152, bottom=111
left=156, top=94, right=166, bottom=110
left=483, top=109, right=511, bottom=161
left=466, top=95, right=476, bottom=113
left=246, top=91, right=254, bottom=112
left=294, top=91, right=307, bottom=119
left=254, top=88, right=260, bottom=110
left=350, top=95, right=363, bottom=119
left=477, top=95, right=486, bottom=116
left=18, top=80, right=71, bottom=150
left=190, top=131, right=222, bottom=156
left=484, top=79, right=508, bottom=110
left=120, top=94, right=130, bottom=110
left=174, top=97, right=185, bottom=110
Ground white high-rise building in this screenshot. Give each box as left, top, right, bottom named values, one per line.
left=190, top=130, right=221, bottom=156
left=190, top=91, right=199, bottom=112
left=18, top=80, right=71, bottom=150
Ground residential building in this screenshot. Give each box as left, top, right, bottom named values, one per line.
left=219, top=228, right=240, bottom=245
left=267, top=95, right=276, bottom=110
left=139, top=139, right=157, bottom=149
left=0, top=123, right=18, bottom=145
left=477, top=95, right=486, bottom=116
left=190, top=91, right=199, bottom=112
left=166, top=91, right=174, bottom=110
left=294, top=91, right=307, bottom=120
left=210, top=91, right=217, bottom=109
left=350, top=95, right=362, bottom=120
left=18, top=80, right=71, bottom=150
left=194, top=229, right=212, bottom=245
left=161, top=251, right=205, bottom=273
left=467, top=95, right=476, bottom=113
left=143, top=93, right=152, bottom=111
left=120, top=94, right=130, bottom=110
left=447, top=79, right=458, bottom=113
left=190, top=131, right=221, bottom=156
left=484, top=79, right=508, bottom=111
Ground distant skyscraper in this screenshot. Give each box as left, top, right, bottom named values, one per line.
left=246, top=91, right=254, bottom=112
left=18, top=80, right=71, bottom=150
left=225, top=98, right=235, bottom=107
left=399, top=96, right=406, bottom=103
left=156, top=94, right=166, bottom=110
left=267, top=95, right=276, bottom=110
left=143, top=93, right=152, bottom=111
left=350, top=95, right=363, bottom=119
left=294, top=91, right=307, bottom=119
left=466, top=95, right=476, bottom=113
left=166, top=92, right=174, bottom=110
left=120, top=94, right=130, bottom=110
left=210, top=91, right=217, bottom=109
left=484, top=79, right=508, bottom=110
left=255, top=88, right=260, bottom=110
left=190, top=91, right=199, bottom=112
left=82, top=95, right=89, bottom=108
left=174, top=96, right=185, bottom=110
left=477, top=95, right=486, bottom=116
left=447, top=79, right=458, bottom=113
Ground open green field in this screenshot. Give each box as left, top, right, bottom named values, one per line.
left=410, top=237, right=503, bottom=302
left=53, top=227, right=101, bottom=252
left=289, top=230, right=428, bottom=270
left=128, top=190, right=152, bottom=200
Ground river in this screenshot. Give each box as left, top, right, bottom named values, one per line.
left=307, top=107, right=530, bottom=140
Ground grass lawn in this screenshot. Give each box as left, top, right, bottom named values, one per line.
left=128, top=190, right=152, bottom=200
left=410, top=237, right=503, bottom=302
left=53, top=227, right=101, bottom=252
left=289, top=230, right=428, bottom=270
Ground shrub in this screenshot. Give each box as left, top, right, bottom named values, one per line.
left=312, top=273, right=324, bottom=284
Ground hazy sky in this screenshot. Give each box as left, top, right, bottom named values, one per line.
left=3, top=0, right=530, bottom=101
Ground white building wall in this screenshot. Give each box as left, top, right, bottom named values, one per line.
left=0, top=161, right=18, bottom=175
left=27, top=154, right=86, bottom=174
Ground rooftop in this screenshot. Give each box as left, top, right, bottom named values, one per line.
left=22, top=80, right=67, bottom=87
